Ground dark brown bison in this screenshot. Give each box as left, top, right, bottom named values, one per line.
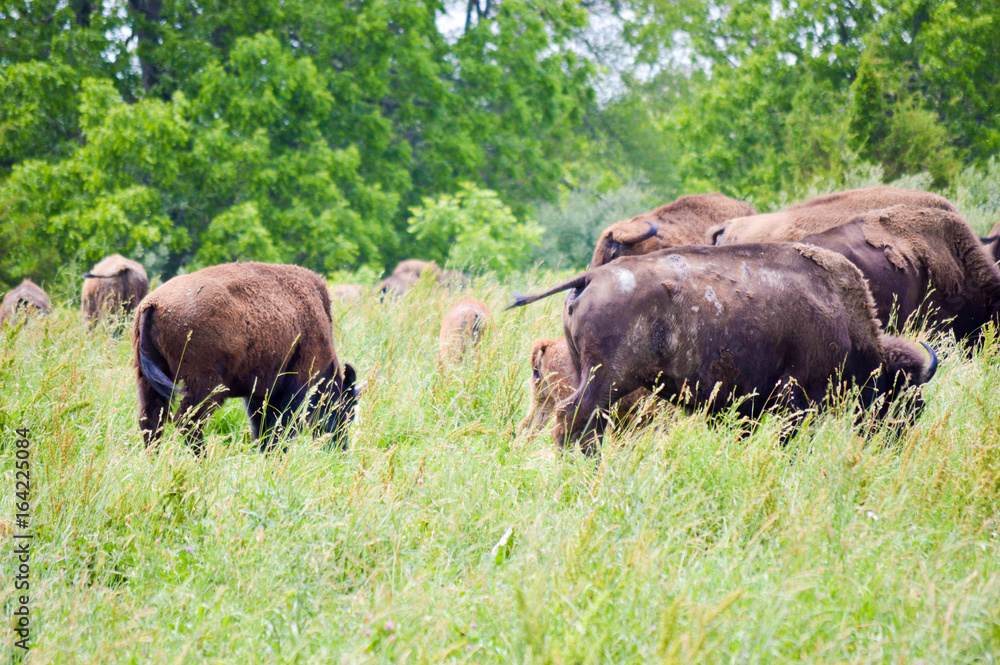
left=510, top=244, right=938, bottom=453
left=591, top=193, right=756, bottom=268
left=799, top=205, right=1000, bottom=342
left=0, top=280, right=51, bottom=325
left=516, top=336, right=654, bottom=437
left=983, top=219, right=1000, bottom=265
left=712, top=186, right=957, bottom=246
left=132, top=262, right=359, bottom=454
left=439, top=299, right=492, bottom=363
left=81, top=254, right=149, bottom=323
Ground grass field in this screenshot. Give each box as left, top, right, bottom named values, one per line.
left=2, top=268, right=999, bottom=664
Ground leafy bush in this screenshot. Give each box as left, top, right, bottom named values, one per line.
left=407, top=182, right=542, bottom=276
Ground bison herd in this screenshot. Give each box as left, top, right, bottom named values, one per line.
left=5, top=185, right=1000, bottom=455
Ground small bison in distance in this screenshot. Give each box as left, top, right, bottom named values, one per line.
left=0, top=279, right=51, bottom=325
left=516, top=337, right=654, bottom=437
left=379, top=259, right=468, bottom=296
left=800, top=205, right=1000, bottom=342
left=510, top=244, right=938, bottom=453
left=439, top=299, right=492, bottom=363
left=711, top=186, right=957, bottom=246
left=591, top=193, right=756, bottom=268
left=133, top=262, right=359, bottom=454
left=81, top=254, right=149, bottom=323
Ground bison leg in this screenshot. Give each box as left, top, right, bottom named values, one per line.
left=551, top=372, right=623, bottom=456
left=248, top=381, right=308, bottom=452
left=137, top=375, right=170, bottom=448
left=174, top=392, right=223, bottom=457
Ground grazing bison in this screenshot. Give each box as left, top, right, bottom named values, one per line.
left=0, top=279, right=51, bottom=325
left=330, top=283, right=367, bottom=303
left=133, top=262, right=359, bottom=454
left=510, top=244, right=938, bottom=453
left=591, top=193, right=756, bottom=268
left=516, top=336, right=654, bottom=437
left=800, top=205, right=1000, bottom=341
left=380, top=259, right=468, bottom=296
left=81, top=254, right=149, bottom=323
left=439, top=299, right=492, bottom=363
left=712, top=186, right=957, bottom=246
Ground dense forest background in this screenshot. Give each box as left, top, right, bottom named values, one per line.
left=1, top=0, right=998, bottom=289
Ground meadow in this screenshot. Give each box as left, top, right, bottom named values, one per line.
left=1, top=260, right=999, bottom=664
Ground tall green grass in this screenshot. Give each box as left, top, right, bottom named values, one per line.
left=1, top=269, right=998, bottom=663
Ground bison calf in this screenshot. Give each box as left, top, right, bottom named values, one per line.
left=510, top=244, right=938, bottom=453
left=0, top=280, right=51, bottom=325
left=82, top=254, right=149, bottom=323
left=591, top=193, right=756, bottom=268
left=516, top=336, right=655, bottom=437
left=439, top=299, right=492, bottom=363
left=133, top=262, right=359, bottom=454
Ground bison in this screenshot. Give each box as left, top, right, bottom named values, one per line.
left=0, top=279, right=51, bottom=325
left=379, top=260, right=467, bottom=296
left=81, top=254, right=149, bottom=323
left=330, top=283, right=367, bottom=303
left=439, top=299, right=492, bottom=363
left=799, top=205, right=1000, bottom=342
left=133, top=262, right=359, bottom=454
left=516, top=336, right=655, bottom=437
left=591, top=193, right=756, bottom=268
left=509, top=244, right=938, bottom=453
left=711, top=186, right=957, bottom=246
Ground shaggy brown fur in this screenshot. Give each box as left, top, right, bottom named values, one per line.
left=81, top=254, right=149, bottom=323
left=132, top=262, right=359, bottom=453
left=801, top=205, right=1000, bottom=340
left=712, top=186, right=957, bottom=245
left=516, top=337, right=655, bottom=437
left=509, top=244, right=937, bottom=453
left=591, top=193, right=756, bottom=268
left=439, top=299, right=492, bottom=362
left=0, top=279, right=51, bottom=325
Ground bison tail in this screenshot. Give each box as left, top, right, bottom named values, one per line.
left=506, top=272, right=593, bottom=310
left=136, top=307, right=181, bottom=399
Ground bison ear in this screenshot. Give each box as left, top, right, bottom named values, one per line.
left=708, top=224, right=727, bottom=245
left=611, top=220, right=659, bottom=245
left=530, top=339, right=552, bottom=367
left=342, top=364, right=359, bottom=397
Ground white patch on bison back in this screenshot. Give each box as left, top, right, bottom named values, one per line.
left=704, top=286, right=724, bottom=314
left=613, top=267, right=637, bottom=293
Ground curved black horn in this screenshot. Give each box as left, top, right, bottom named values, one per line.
left=919, top=341, right=939, bottom=381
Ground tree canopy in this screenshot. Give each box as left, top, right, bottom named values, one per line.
left=1, top=0, right=996, bottom=287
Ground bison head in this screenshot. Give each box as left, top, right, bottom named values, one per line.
left=590, top=221, right=660, bottom=268
left=313, top=363, right=360, bottom=449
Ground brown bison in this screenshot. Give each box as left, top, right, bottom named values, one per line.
left=379, top=259, right=468, bottom=296
left=0, top=279, right=51, bottom=325
left=81, top=254, right=149, bottom=323
left=439, top=299, right=492, bottom=363
left=329, top=283, right=367, bottom=303
left=711, top=186, right=957, bottom=246
left=516, top=336, right=654, bottom=437
left=591, top=193, right=756, bottom=268
left=799, top=205, right=1000, bottom=341
left=510, top=244, right=938, bottom=453
left=132, top=262, right=359, bottom=454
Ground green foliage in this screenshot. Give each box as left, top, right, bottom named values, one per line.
left=408, top=182, right=542, bottom=275
left=533, top=180, right=663, bottom=269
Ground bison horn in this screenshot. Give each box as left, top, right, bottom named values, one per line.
left=611, top=220, right=659, bottom=245
left=919, top=341, right=939, bottom=381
